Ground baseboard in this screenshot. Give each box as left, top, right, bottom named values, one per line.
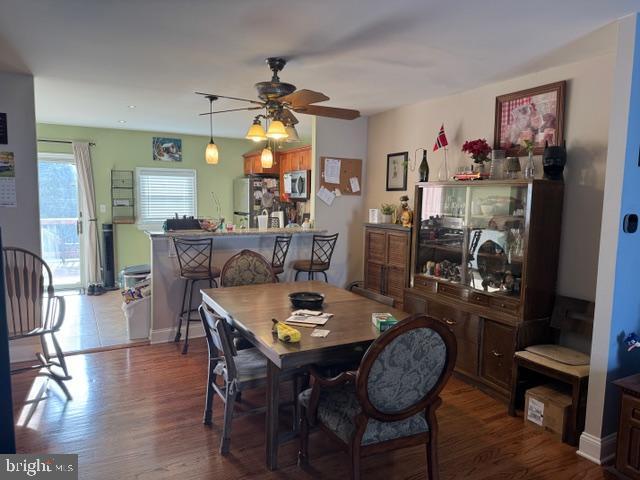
left=149, top=323, right=205, bottom=344
left=577, top=432, right=617, bottom=464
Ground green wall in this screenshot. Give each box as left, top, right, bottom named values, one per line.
left=36, top=123, right=253, bottom=273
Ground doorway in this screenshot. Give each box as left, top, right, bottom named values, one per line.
left=37, top=153, right=83, bottom=290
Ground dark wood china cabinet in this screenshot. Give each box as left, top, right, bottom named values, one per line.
left=404, top=179, right=564, bottom=399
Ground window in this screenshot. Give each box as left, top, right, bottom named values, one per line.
left=136, top=167, right=197, bottom=228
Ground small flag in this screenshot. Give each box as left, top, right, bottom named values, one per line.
left=433, top=124, right=449, bottom=152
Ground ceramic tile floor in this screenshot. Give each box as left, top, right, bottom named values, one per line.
left=55, top=291, right=144, bottom=352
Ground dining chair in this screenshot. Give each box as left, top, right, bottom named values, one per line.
left=293, top=233, right=339, bottom=282
left=3, top=247, right=72, bottom=399
left=298, top=314, right=457, bottom=480
left=220, top=249, right=277, bottom=287
left=350, top=285, right=394, bottom=307
left=271, top=235, right=292, bottom=281
left=199, top=305, right=305, bottom=454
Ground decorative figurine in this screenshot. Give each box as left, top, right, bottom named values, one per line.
left=543, top=140, right=567, bottom=180
left=625, top=332, right=640, bottom=352
left=398, top=195, right=413, bottom=227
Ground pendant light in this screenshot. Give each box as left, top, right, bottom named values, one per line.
left=205, top=95, right=219, bottom=164
left=266, top=119, right=288, bottom=140
left=261, top=146, right=274, bottom=168
left=245, top=117, right=267, bottom=142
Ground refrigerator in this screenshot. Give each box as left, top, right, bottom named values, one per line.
left=233, top=175, right=280, bottom=228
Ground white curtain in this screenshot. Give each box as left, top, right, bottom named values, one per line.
left=72, top=142, right=101, bottom=287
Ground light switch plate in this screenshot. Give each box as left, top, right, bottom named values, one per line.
left=99, top=204, right=106, bottom=213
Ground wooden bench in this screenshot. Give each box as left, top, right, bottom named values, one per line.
left=508, top=296, right=594, bottom=445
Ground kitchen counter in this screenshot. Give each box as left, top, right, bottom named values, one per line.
left=146, top=227, right=325, bottom=238
left=146, top=227, right=324, bottom=343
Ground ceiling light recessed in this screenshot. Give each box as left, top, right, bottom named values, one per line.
left=128, top=105, right=136, bottom=109
left=118, top=120, right=127, bottom=124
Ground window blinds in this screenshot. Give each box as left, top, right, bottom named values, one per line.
left=136, top=167, right=197, bottom=225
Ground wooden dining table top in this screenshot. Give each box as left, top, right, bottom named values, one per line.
left=201, top=280, right=409, bottom=369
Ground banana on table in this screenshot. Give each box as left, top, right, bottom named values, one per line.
left=271, top=318, right=301, bottom=343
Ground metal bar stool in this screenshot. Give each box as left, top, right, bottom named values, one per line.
left=271, top=235, right=292, bottom=281
left=174, top=237, right=220, bottom=354
left=293, top=233, right=338, bottom=282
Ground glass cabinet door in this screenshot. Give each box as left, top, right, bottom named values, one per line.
left=465, top=185, right=527, bottom=297
left=415, top=186, right=467, bottom=284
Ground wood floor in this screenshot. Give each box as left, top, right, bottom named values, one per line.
left=11, top=340, right=612, bottom=480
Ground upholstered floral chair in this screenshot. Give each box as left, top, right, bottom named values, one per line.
left=298, top=315, right=457, bottom=480
left=219, top=249, right=277, bottom=287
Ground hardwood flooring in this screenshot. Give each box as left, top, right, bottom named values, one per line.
left=11, top=340, right=612, bottom=479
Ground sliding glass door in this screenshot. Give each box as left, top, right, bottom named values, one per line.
left=38, top=153, right=84, bottom=289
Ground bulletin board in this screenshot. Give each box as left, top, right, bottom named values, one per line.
left=319, top=156, right=362, bottom=196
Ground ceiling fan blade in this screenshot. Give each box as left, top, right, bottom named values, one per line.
left=294, top=105, right=360, bottom=120
left=199, top=106, right=262, bottom=116
left=279, top=109, right=299, bottom=126
left=195, top=91, right=264, bottom=106
left=279, top=89, right=329, bottom=107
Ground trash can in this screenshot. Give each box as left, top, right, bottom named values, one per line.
left=122, top=295, right=151, bottom=340
left=120, top=264, right=151, bottom=289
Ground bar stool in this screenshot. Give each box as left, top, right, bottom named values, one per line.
left=271, top=235, right=292, bottom=281
left=174, top=237, right=220, bottom=354
left=292, top=233, right=338, bottom=282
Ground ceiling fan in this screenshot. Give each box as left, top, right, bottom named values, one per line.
left=196, top=57, right=360, bottom=149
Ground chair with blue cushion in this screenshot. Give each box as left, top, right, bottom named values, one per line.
left=298, top=314, right=457, bottom=480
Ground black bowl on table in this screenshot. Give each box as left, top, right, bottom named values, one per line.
left=289, top=291, right=325, bottom=310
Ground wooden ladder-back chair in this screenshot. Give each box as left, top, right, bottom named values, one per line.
left=3, top=247, right=71, bottom=399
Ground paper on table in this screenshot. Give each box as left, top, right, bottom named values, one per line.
left=311, top=329, right=330, bottom=338
left=324, top=158, right=341, bottom=184
left=350, top=176, right=360, bottom=193
left=285, top=312, right=333, bottom=326
left=316, top=186, right=335, bottom=206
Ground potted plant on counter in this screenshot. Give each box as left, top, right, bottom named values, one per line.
left=380, top=203, right=396, bottom=223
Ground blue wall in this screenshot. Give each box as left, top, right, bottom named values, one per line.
left=603, top=14, right=640, bottom=436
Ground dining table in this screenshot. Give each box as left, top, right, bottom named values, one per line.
left=200, top=280, right=409, bottom=470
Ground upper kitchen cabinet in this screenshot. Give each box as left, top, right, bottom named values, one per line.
left=243, top=150, right=279, bottom=175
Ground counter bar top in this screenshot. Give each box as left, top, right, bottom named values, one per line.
left=146, top=227, right=325, bottom=238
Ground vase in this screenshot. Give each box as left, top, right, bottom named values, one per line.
left=380, top=213, right=392, bottom=223
left=524, top=152, right=535, bottom=179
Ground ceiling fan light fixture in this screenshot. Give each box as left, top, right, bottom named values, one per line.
left=205, top=141, right=219, bottom=165
left=261, top=147, right=274, bottom=168
left=266, top=120, right=288, bottom=140
left=285, top=125, right=300, bottom=143
left=245, top=118, right=267, bottom=142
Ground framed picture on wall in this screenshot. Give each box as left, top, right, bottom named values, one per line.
left=494, top=81, right=566, bottom=156
left=153, top=137, right=182, bottom=162
left=386, top=152, right=408, bottom=191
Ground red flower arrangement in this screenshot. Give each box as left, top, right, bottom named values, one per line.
left=462, top=138, right=492, bottom=164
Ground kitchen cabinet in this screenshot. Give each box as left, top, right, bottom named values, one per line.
left=403, top=179, right=564, bottom=399
left=243, top=150, right=279, bottom=175
left=364, top=224, right=411, bottom=311
left=277, top=145, right=312, bottom=200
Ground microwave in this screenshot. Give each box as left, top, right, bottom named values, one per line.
left=284, top=170, right=310, bottom=199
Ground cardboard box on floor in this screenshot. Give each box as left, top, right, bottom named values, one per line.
left=525, top=384, right=572, bottom=441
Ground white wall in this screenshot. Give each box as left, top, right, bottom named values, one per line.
left=0, top=72, right=39, bottom=253
left=0, top=72, right=41, bottom=363
left=313, top=116, right=368, bottom=287
left=365, top=53, right=615, bottom=302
